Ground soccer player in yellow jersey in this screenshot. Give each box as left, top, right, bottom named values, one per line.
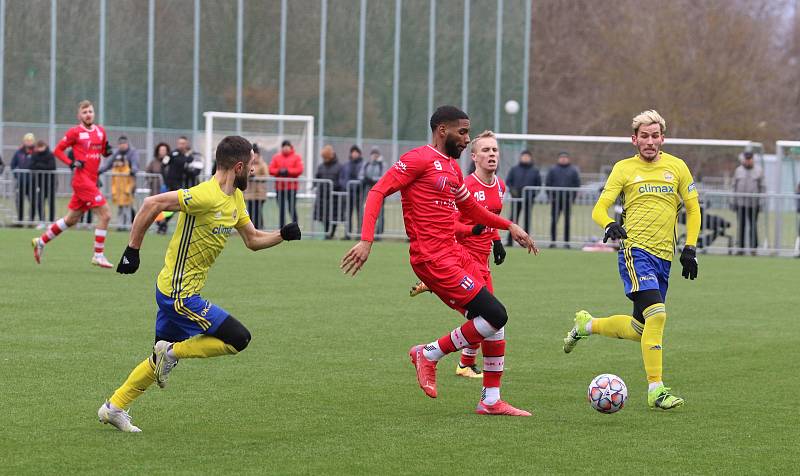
left=97, top=136, right=301, bottom=432
left=562, top=110, right=701, bottom=410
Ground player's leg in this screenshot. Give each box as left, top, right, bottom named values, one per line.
left=32, top=207, right=83, bottom=263
left=457, top=264, right=493, bottom=378
left=91, top=203, right=113, bottom=268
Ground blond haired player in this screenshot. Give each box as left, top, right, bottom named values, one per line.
left=563, top=110, right=701, bottom=410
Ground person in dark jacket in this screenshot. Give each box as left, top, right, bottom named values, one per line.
left=156, top=137, right=202, bottom=233
left=314, top=145, right=343, bottom=239
left=30, top=140, right=57, bottom=223
left=360, top=147, right=385, bottom=237
left=11, top=133, right=36, bottom=222
left=505, top=150, right=541, bottom=245
left=339, top=145, right=365, bottom=239
left=545, top=151, right=581, bottom=247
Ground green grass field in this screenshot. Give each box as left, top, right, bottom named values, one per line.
left=1, top=227, right=797, bottom=475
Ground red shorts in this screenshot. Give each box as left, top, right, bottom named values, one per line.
left=68, top=187, right=107, bottom=212
left=412, top=244, right=487, bottom=314
left=464, top=248, right=493, bottom=294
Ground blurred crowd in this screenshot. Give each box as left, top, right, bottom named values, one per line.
left=3, top=132, right=799, bottom=254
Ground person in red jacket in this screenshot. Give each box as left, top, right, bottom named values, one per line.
left=269, top=140, right=304, bottom=227
left=32, top=100, right=114, bottom=268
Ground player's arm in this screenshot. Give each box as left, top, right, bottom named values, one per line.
left=592, top=165, right=627, bottom=242
left=236, top=222, right=300, bottom=251
left=116, top=191, right=181, bottom=274
left=343, top=152, right=428, bottom=276
left=455, top=188, right=538, bottom=254
left=453, top=217, right=485, bottom=240
left=678, top=164, right=701, bottom=280
left=53, top=131, right=77, bottom=167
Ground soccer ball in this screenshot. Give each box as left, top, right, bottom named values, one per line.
left=504, top=99, right=520, bottom=115
left=588, top=374, right=627, bottom=414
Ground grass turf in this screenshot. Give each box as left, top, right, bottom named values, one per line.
left=0, top=227, right=797, bottom=474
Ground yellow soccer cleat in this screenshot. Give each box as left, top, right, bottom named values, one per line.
left=648, top=384, right=685, bottom=410
left=409, top=281, right=431, bottom=297
left=455, top=363, right=483, bottom=379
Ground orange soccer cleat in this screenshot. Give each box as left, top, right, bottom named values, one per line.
left=475, top=399, right=532, bottom=417
left=409, top=345, right=438, bottom=398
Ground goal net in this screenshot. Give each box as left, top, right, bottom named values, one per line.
left=203, top=112, right=315, bottom=187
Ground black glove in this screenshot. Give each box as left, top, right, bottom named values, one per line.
left=679, top=245, right=698, bottom=280
left=279, top=168, right=289, bottom=177
left=103, top=143, right=113, bottom=157
left=116, top=246, right=140, bottom=274
left=280, top=222, right=301, bottom=241
left=71, top=159, right=84, bottom=169
left=492, top=240, right=506, bottom=265
left=471, top=224, right=486, bottom=236
left=603, top=222, right=627, bottom=242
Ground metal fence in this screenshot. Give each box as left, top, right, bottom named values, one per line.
left=3, top=171, right=799, bottom=257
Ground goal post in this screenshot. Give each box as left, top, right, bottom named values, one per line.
left=203, top=112, right=315, bottom=188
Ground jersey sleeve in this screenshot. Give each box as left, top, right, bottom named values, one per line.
left=385, top=150, right=426, bottom=189
left=177, top=184, right=212, bottom=216
left=592, top=162, right=626, bottom=228
left=53, top=128, right=77, bottom=166
left=677, top=160, right=699, bottom=202
left=235, top=190, right=251, bottom=228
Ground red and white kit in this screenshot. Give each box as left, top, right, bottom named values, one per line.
left=361, top=145, right=510, bottom=311
left=54, top=124, right=109, bottom=212
left=455, top=173, right=506, bottom=293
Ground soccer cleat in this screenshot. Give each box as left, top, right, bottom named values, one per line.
left=409, top=281, right=431, bottom=297
left=476, top=399, right=532, bottom=416
left=409, top=344, right=438, bottom=398
left=97, top=401, right=142, bottom=433
left=32, top=238, right=44, bottom=264
left=563, top=310, right=593, bottom=353
left=91, top=255, right=114, bottom=269
left=455, top=363, right=483, bottom=379
left=153, top=340, right=179, bottom=388
left=648, top=384, right=685, bottom=410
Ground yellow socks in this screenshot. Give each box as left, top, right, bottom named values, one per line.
left=640, top=304, right=667, bottom=384
left=172, top=335, right=237, bottom=359
left=591, top=315, right=643, bottom=341
left=109, top=357, right=156, bottom=409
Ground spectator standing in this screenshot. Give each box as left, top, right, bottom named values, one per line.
left=545, top=151, right=581, bottom=248
left=505, top=149, right=541, bottom=245
left=165, top=136, right=202, bottom=190
left=314, top=145, right=343, bottom=239
left=11, top=133, right=36, bottom=222
left=30, top=140, right=56, bottom=224
left=732, top=151, right=764, bottom=255
left=269, top=140, right=304, bottom=227
left=146, top=142, right=170, bottom=196
left=245, top=144, right=269, bottom=230
left=340, top=145, right=365, bottom=239
left=360, top=147, right=385, bottom=237
left=108, top=154, right=136, bottom=229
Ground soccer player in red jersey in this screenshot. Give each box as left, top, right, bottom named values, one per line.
left=341, top=106, right=538, bottom=416
left=32, top=100, right=115, bottom=268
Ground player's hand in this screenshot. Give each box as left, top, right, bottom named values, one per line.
left=492, top=240, right=506, bottom=265
left=280, top=222, right=301, bottom=241
left=603, top=222, right=627, bottom=242
left=340, top=240, right=372, bottom=276
left=471, top=224, right=486, bottom=236
left=679, top=245, right=698, bottom=280
left=508, top=223, right=539, bottom=255
left=71, top=159, right=84, bottom=169
left=116, top=246, right=140, bottom=274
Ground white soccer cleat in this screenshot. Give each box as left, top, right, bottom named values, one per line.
left=32, top=237, right=45, bottom=264
left=98, top=401, right=142, bottom=433
left=91, top=255, right=114, bottom=269
left=153, top=340, right=179, bottom=388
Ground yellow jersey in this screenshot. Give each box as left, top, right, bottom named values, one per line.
left=156, top=177, right=251, bottom=298
left=596, top=151, right=698, bottom=261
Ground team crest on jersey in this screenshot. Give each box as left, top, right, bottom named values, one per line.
left=435, top=176, right=447, bottom=191
left=232, top=209, right=237, bottom=220
left=97, top=131, right=104, bottom=140
left=663, top=171, right=674, bottom=182
left=459, top=275, right=475, bottom=291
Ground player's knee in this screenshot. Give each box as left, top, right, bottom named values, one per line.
left=212, top=315, right=251, bottom=352
left=465, top=287, right=508, bottom=329
left=632, top=290, right=664, bottom=323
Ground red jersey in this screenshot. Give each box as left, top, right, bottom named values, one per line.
left=456, top=173, right=505, bottom=260
left=361, top=145, right=511, bottom=265
left=54, top=124, right=108, bottom=191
